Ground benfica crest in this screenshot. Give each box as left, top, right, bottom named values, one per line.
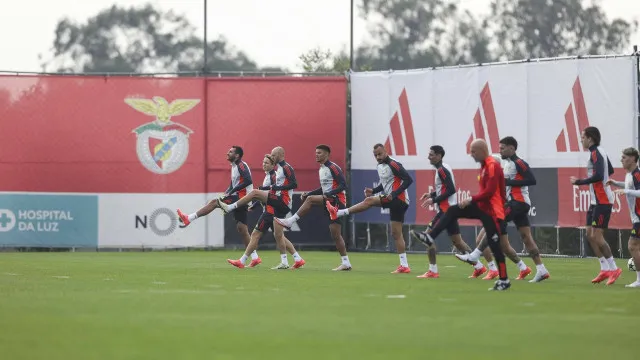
left=125, top=96, right=200, bottom=174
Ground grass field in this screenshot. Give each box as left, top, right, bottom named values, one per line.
left=1, top=250, right=637, bottom=360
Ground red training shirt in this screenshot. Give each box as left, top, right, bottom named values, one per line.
left=471, top=156, right=506, bottom=220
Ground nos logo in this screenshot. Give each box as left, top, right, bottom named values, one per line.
left=135, top=208, right=186, bottom=236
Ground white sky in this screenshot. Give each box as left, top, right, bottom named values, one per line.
left=0, top=0, right=638, bottom=73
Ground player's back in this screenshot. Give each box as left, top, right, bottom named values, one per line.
left=586, top=146, right=614, bottom=205
left=625, top=168, right=640, bottom=223
left=276, top=161, right=295, bottom=208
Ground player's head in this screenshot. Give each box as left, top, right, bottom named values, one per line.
left=271, top=146, right=285, bottom=162
left=263, top=154, right=276, bottom=172
left=621, top=147, right=639, bottom=171
left=227, top=146, right=244, bottom=162
left=373, top=143, right=388, bottom=163
left=499, top=136, right=517, bottom=158
left=428, top=145, right=445, bottom=165
left=315, top=144, right=331, bottom=163
left=581, top=126, right=601, bottom=148
left=470, top=139, right=489, bottom=163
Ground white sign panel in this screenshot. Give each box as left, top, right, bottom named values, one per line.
left=351, top=57, right=638, bottom=170
left=98, top=193, right=224, bottom=248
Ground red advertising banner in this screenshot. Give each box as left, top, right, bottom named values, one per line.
left=205, top=77, right=347, bottom=192
left=414, top=169, right=483, bottom=226
left=0, top=75, right=347, bottom=194
left=557, top=168, right=630, bottom=229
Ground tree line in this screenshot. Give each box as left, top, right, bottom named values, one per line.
left=41, top=0, right=638, bottom=74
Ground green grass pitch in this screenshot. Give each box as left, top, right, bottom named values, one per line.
left=1, top=251, right=637, bottom=359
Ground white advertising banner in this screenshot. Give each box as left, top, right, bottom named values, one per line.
left=351, top=57, right=638, bottom=170
left=98, top=193, right=224, bottom=248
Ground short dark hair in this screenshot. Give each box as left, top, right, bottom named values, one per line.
left=623, top=147, right=640, bottom=162
left=316, top=144, right=331, bottom=153
left=430, top=145, right=445, bottom=157
left=373, top=143, right=385, bottom=150
left=232, top=145, right=244, bottom=158
left=583, top=126, right=601, bottom=146
left=499, top=136, right=518, bottom=150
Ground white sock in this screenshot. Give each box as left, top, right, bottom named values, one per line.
left=250, top=250, right=259, bottom=260
left=429, top=264, right=438, bottom=273
left=239, top=254, right=248, bottom=264
left=488, top=261, right=498, bottom=272
left=399, top=253, right=408, bottom=267
left=606, top=257, right=617, bottom=270
left=280, top=254, right=289, bottom=265
left=536, top=263, right=547, bottom=273
left=228, top=203, right=238, bottom=211
left=598, top=257, right=609, bottom=271
left=292, top=252, right=302, bottom=261
left=473, top=261, right=484, bottom=270
left=292, top=214, right=300, bottom=221
left=188, top=213, right=198, bottom=221
left=516, top=260, right=528, bottom=271
left=469, top=248, right=482, bottom=261
left=337, top=209, right=349, bottom=217
left=636, top=271, right=640, bottom=282
left=341, top=255, right=351, bottom=266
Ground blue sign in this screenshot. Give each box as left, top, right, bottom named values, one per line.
left=0, top=194, right=98, bottom=247
left=349, top=169, right=418, bottom=224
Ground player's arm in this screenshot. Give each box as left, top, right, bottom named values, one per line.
left=271, top=165, right=298, bottom=191
left=388, top=161, right=413, bottom=198
left=325, top=164, right=347, bottom=196
left=432, top=167, right=456, bottom=202
left=505, top=159, right=536, bottom=187
left=608, top=179, right=625, bottom=188
left=227, top=162, right=253, bottom=194
left=371, top=184, right=384, bottom=194
left=625, top=175, right=640, bottom=197
left=574, top=151, right=605, bottom=185
left=225, top=182, right=233, bottom=194
left=307, top=187, right=323, bottom=196
left=471, top=164, right=498, bottom=203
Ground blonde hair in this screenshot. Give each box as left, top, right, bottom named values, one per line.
left=264, top=154, right=275, bottom=165
left=622, top=147, right=639, bottom=162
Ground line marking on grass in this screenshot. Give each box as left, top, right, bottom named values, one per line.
left=114, top=290, right=137, bottom=293
left=205, top=284, right=222, bottom=288
left=52, top=276, right=70, bottom=279
left=4, top=273, right=20, bottom=276
left=152, top=281, right=167, bottom=285
left=103, top=278, right=114, bottom=281
left=444, top=265, right=457, bottom=268
left=604, top=307, right=626, bottom=313
left=386, top=295, right=406, bottom=299
left=522, top=302, right=536, bottom=307
left=439, top=298, right=457, bottom=302
left=235, top=287, right=245, bottom=290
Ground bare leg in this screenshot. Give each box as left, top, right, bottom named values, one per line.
left=476, top=228, right=494, bottom=263
left=628, top=238, right=640, bottom=286
left=234, top=189, right=269, bottom=208
left=196, top=199, right=220, bottom=217
left=450, top=234, right=472, bottom=253
left=519, top=226, right=542, bottom=265
left=330, top=223, right=347, bottom=256
left=236, top=222, right=251, bottom=249
left=346, top=196, right=382, bottom=214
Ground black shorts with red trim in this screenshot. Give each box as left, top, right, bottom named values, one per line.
left=631, top=223, right=640, bottom=239
left=221, top=194, right=248, bottom=225
left=429, top=211, right=460, bottom=236
left=379, top=195, right=409, bottom=223
left=586, top=204, right=612, bottom=229
left=323, top=195, right=346, bottom=225
left=501, top=200, right=530, bottom=233
left=266, top=193, right=291, bottom=218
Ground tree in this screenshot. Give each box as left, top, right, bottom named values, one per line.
left=356, top=0, right=493, bottom=70
left=488, top=0, right=638, bottom=60
left=42, top=4, right=278, bottom=74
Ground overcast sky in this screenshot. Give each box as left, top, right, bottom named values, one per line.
left=1, top=0, right=638, bottom=72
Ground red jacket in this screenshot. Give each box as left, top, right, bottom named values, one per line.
left=471, top=157, right=506, bottom=220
